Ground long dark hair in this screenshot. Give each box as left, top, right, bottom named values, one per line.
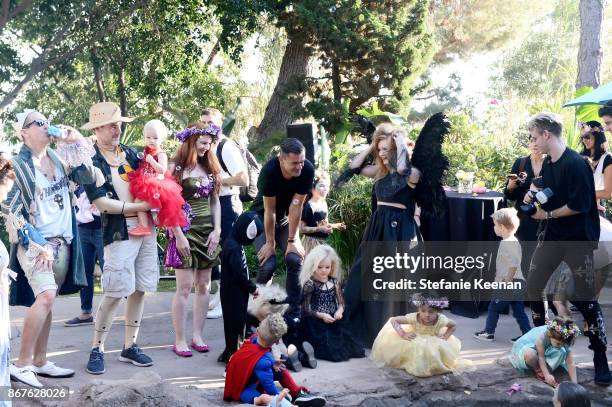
left=580, top=121, right=607, bottom=161
left=555, top=382, right=591, bottom=407
left=171, top=121, right=221, bottom=194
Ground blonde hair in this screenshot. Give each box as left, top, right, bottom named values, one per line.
left=491, top=207, right=520, bottom=234
left=299, top=244, right=343, bottom=287
left=143, top=119, right=168, bottom=142
left=257, top=313, right=287, bottom=345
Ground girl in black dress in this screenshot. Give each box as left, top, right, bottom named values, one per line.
left=343, top=123, right=423, bottom=347
left=299, top=244, right=364, bottom=361
left=300, top=171, right=346, bottom=255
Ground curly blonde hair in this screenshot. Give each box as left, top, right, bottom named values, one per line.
left=299, top=244, right=343, bottom=287
left=257, top=313, right=287, bottom=345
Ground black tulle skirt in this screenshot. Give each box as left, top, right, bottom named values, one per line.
left=343, top=205, right=421, bottom=348
left=301, top=315, right=365, bottom=362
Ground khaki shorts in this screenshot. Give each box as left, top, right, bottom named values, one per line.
left=101, top=219, right=159, bottom=298
left=17, top=237, right=70, bottom=297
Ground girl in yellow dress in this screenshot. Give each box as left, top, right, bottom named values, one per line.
left=370, top=296, right=472, bottom=377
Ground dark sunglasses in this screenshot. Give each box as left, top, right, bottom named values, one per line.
left=581, top=135, right=593, bottom=140
left=23, top=119, right=49, bottom=129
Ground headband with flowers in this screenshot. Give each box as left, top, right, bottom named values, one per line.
left=411, top=294, right=449, bottom=310
left=546, top=319, right=581, bottom=340
left=175, top=124, right=221, bottom=143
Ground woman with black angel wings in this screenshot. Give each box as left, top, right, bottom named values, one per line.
left=342, top=113, right=450, bottom=347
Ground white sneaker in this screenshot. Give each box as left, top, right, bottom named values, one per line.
left=32, top=361, right=75, bottom=378
left=10, top=364, right=43, bottom=388
left=208, top=291, right=221, bottom=309
left=207, top=305, right=223, bottom=319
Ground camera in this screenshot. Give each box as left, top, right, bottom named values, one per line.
left=520, top=187, right=554, bottom=216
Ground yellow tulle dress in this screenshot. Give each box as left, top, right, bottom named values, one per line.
left=370, top=312, right=473, bottom=377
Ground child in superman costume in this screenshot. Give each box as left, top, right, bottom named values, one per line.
left=224, top=313, right=326, bottom=407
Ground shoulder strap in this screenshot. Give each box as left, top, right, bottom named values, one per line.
left=216, top=139, right=230, bottom=174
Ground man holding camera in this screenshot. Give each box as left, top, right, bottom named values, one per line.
left=524, top=113, right=610, bottom=386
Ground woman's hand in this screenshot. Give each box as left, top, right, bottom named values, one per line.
left=206, top=229, right=221, bottom=256
left=176, top=233, right=190, bottom=259
left=333, top=309, right=343, bottom=320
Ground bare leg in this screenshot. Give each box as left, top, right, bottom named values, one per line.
left=524, top=348, right=541, bottom=374
left=172, top=268, right=194, bottom=352
left=552, top=301, right=570, bottom=318
left=124, top=290, right=145, bottom=348
left=32, top=311, right=52, bottom=367
left=17, top=290, right=55, bottom=367
left=92, top=295, right=122, bottom=351
left=192, top=268, right=211, bottom=345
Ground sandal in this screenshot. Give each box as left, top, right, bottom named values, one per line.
left=172, top=345, right=192, bottom=358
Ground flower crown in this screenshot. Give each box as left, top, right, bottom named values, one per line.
left=546, top=319, right=581, bottom=340
left=175, top=124, right=221, bottom=143
left=412, top=295, right=448, bottom=310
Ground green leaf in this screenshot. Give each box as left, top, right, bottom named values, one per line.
left=574, top=87, right=601, bottom=123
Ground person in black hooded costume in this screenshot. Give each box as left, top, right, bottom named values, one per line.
left=218, top=211, right=263, bottom=364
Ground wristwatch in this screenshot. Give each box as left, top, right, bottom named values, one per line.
left=546, top=210, right=553, bottom=219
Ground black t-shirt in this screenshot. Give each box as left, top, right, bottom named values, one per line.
left=540, top=148, right=600, bottom=242
left=301, top=200, right=330, bottom=238
left=250, top=157, right=315, bottom=220
left=601, top=155, right=612, bottom=172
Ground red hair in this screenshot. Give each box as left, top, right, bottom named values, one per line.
left=171, top=121, right=221, bottom=194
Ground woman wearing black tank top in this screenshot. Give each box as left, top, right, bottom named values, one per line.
left=342, top=123, right=422, bottom=347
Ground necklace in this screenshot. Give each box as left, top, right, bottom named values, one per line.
left=99, top=146, right=126, bottom=167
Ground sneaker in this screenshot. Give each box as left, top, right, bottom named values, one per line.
left=10, top=364, right=42, bottom=388
left=293, top=389, right=326, bottom=407
left=119, top=344, right=153, bottom=367
left=207, top=305, right=223, bottom=319
left=128, top=224, right=151, bottom=236
left=474, top=331, right=494, bottom=341
left=32, top=361, right=74, bottom=378
left=510, top=336, right=522, bottom=343
left=285, top=344, right=302, bottom=372
left=86, top=347, right=105, bottom=375
left=299, top=341, right=317, bottom=369
left=64, top=316, right=94, bottom=327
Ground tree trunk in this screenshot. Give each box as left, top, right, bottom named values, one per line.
left=206, top=39, right=220, bottom=65
left=576, top=0, right=606, bottom=89
left=116, top=65, right=128, bottom=132
left=90, top=47, right=107, bottom=102
left=332, top=61, right=341, bottom=102
left=255, top=32, right=312, bottom=142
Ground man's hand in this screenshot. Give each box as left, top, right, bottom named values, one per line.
left=531, top=208, right=546, bottom=220
left=257, top=242, right=276, bottom=266
left=523, top=190, right=535, bottom=204
left=286, top=241, right=305, bottom=258
left=35, top=246, right=54, bottom=272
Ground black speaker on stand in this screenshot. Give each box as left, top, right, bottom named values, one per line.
left=286, top=123, right=315, bottom=164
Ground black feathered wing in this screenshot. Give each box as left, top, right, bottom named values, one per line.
left=410, top=112, right=451, bottom=217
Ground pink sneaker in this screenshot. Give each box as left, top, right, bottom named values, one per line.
left=129, top=224, right=152, bottom=236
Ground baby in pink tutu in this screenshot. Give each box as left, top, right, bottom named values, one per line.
left=128, top=120, right=187, bottom=236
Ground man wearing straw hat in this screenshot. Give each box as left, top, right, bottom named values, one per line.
left=1, top=110, right=93, bottom=387
left=80, top=102, right=158, bottom=375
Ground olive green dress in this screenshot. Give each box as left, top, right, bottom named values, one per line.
left=179, top=177, right=220, bottom=270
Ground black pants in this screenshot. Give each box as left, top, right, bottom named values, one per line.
left=528, top=240, right=607, bottom=355
left=212, top=195, right=243, bottom=281
left=253, top=217, right=303, bottom=321
left=220, top=280, right=249, bottom=359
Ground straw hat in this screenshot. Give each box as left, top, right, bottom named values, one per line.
left=81, top=102, right=134, bottom=130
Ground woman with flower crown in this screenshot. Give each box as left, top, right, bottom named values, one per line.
left=165, top=121, right=222, bottom=357
left=510, top=316, right=579, bottom=387
left=370, top=295, right=473, bottom=377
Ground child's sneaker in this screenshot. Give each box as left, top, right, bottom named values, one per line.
left=128, top=224, right=151, bottom=236
left=474, top=331, right=494, bottom=341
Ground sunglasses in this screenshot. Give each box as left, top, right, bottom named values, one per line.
left=581, top=135, right=593, bottom=140
left=23, top=119, right=49, bottom=129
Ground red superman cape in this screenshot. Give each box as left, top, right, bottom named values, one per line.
left=223, top=338, right=270, bottom=401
